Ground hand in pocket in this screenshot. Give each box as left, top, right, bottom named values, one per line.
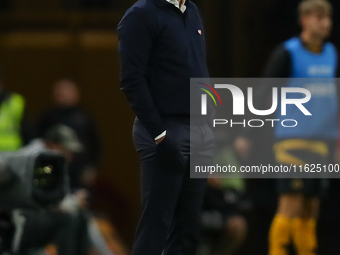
left=156, top=131, right=185, bottom=170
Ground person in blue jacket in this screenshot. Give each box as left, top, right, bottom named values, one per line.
left=234, top=1, right=339, bottom=254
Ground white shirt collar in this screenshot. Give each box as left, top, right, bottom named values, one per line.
left=166, top=0, right=187, bottom=13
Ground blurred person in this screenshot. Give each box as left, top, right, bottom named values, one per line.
left=38, top=79, right=101, bottom=190
left=20, top=125, right=127, bottom=255
left=235, top=125, right=277, bottom=255
left=200, top=178, right=248, bottom=255
left=198, top=136, right=248, bottom=255
left=235, top=0, right=339, bottom=255
left=118, top=0, right=215, bottom=255
left=0, top=78, right=35, bottom=152
left=22, top=125, right=89, bottom=210
left=13, top=125, right=91, bottom=255
left=23, top=125, right=82, bottom=160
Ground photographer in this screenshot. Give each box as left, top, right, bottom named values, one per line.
left=0, top=125, right=90, bottom=255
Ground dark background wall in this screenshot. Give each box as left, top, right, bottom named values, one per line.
left=0, top=0, right=339, bottom=247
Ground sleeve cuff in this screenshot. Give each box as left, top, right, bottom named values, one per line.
left=154, top=130, right=167, bottom=140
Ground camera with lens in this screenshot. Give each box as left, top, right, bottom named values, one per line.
left=0, top=150, right=68, bottom=254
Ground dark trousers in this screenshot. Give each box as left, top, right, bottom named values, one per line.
left=132, top=116, right=215, bottom=255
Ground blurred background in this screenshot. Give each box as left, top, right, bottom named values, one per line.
left=0, top=0, right=340, bottom=254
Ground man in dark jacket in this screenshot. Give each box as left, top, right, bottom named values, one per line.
left=118, top=0, right=215, bottom=254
